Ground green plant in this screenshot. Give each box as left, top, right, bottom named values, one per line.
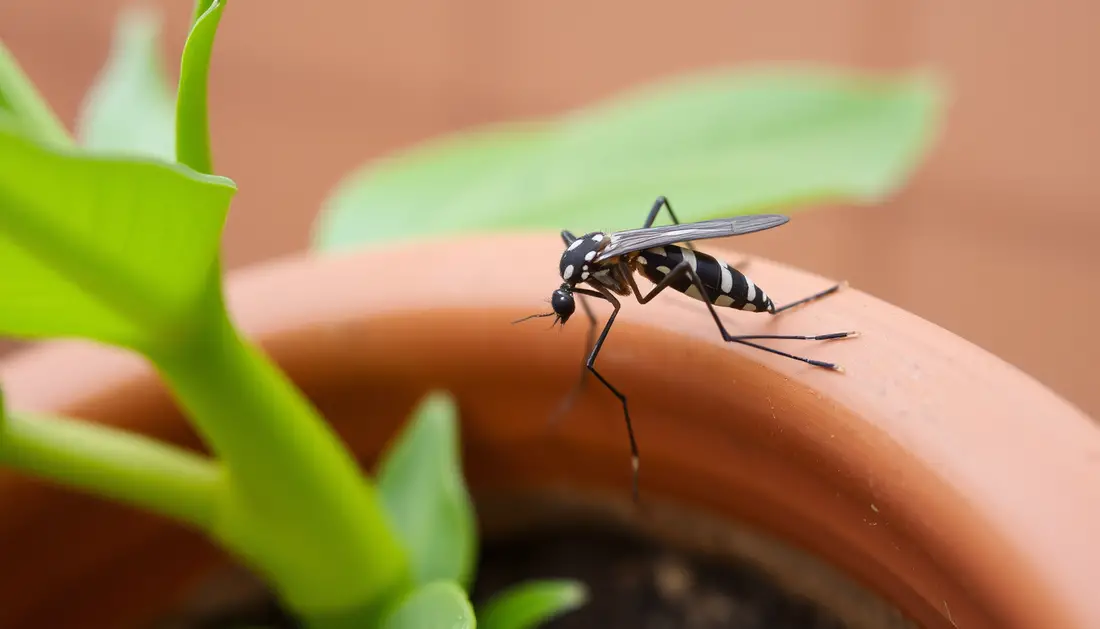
left=312, top=64, right=941, bottom=251
left=0, top=1, right=943, bottom=628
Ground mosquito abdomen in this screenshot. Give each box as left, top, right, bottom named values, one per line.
left=635, top=245, right=773, bottom=312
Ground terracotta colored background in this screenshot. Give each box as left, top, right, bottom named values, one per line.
left=1, top=0, right=1098, bottom=420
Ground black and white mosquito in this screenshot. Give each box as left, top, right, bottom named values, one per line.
left=514, top=196, right=857, bottom=503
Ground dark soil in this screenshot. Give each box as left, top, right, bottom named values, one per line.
left=470, top=526, right=849, bottom=629
left=162, top=526, right=850, bottom=629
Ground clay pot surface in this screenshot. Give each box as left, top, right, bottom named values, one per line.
left=1, top=233, right=1098, bottom=629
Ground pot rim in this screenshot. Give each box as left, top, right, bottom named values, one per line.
left=2, top=232, right=1098, bottom=629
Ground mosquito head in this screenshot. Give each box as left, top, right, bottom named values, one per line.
left=511, top=284, right=574, bottom=327
left=550, top=284, right=576, bottom=324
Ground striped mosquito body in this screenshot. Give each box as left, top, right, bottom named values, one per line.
left=631, top=245, right=773, bottom=313
left=514, top=196, right=857, bottom=504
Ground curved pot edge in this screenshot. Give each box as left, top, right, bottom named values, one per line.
left=0, top=232, right=1097, bottom=629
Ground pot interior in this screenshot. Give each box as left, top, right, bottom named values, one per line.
left=149, top=489, right=915, bottom=629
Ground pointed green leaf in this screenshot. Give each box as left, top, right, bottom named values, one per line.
left=313, top=65, right=942, bottom=251
left=381, top=581, right=476, bottom=629
left=191, top=0, right=218, bottom=26
left=0, top=123, right=235, bottom=349
left=175, top=0, right=227, bottom=173
left=479, top=580, right=588, bottom=629
left=75, top=6, right=177, bottom=161
left=0, top=39, right=72, bottom=147
left=376, top=391, right=477, bottom=589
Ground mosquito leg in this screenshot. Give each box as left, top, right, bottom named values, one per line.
left=643, top=196, right=681, bottom=227
left=725, top=332, right=856, bottom=341
left=621, top=259, right=695, bottom=305
left=571, top=285, right=641, bottom=503
left=642, top=196, right=697, bottom=251
left=686, top=270, right=848, bottom=371
left=547, top=291, right=599, bottom=426
left=620, top=261, right=849, bottom=371
left=561, top=230, right=578, bottom=246
left=770, top=281, right=848, bottom=315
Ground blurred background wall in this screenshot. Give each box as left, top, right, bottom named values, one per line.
left=2, top=0, right=1098, bottom=419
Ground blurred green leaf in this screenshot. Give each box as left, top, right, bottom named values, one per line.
left=0, top=39, right=72, bottom=147
left=479, top=580, right=588, bottom=629
left=0, top=123, right=235, bottom=349
left=376, top=391, right=478, bottom=589
left=75, top=6, right=176, bottom=161
left=176, top=0, right=226, bottom=173
left=313, top=65, right=942, bottom=251
left=312, top=120, right=552, bottom=250
left=381, top=581, right=476, bottom=629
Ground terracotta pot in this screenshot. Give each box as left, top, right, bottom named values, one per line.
left=0, top=233, right=1097, bottom=629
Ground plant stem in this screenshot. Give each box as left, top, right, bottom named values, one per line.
left=0, top=40, right=73, bottom=148
left=0, top=411, right=221, bottom=528
left=150, top=275, right=409, bottom=618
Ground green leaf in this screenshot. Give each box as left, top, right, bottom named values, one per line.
left=74, top=5, right=177, bottom=161
left=381, top=581, right=476, bottom=629
left=0, top=123, right=235, bottom=350
left=191, top=0, right=218, bottom=26
left=312, top=65, right=942, bottom=251
left=311, top=120, right=552, bottom=250
left=376, top=391, right=477, bottom=589
left=479, top=580, right=588, bottom=629
left=175, top=0, right=227, bottom=173
left=0, top=39, right=73, bottom=147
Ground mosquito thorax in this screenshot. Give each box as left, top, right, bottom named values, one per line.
left=559, top=231, right=608, bottom=285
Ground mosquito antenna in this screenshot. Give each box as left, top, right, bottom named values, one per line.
left=512, top=312, right=556, bottom=325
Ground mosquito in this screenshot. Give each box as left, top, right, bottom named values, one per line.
left=514, top=196, right=857, bottom=502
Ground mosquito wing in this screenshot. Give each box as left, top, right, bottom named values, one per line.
left=594, top=214, right=789, bottom=262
